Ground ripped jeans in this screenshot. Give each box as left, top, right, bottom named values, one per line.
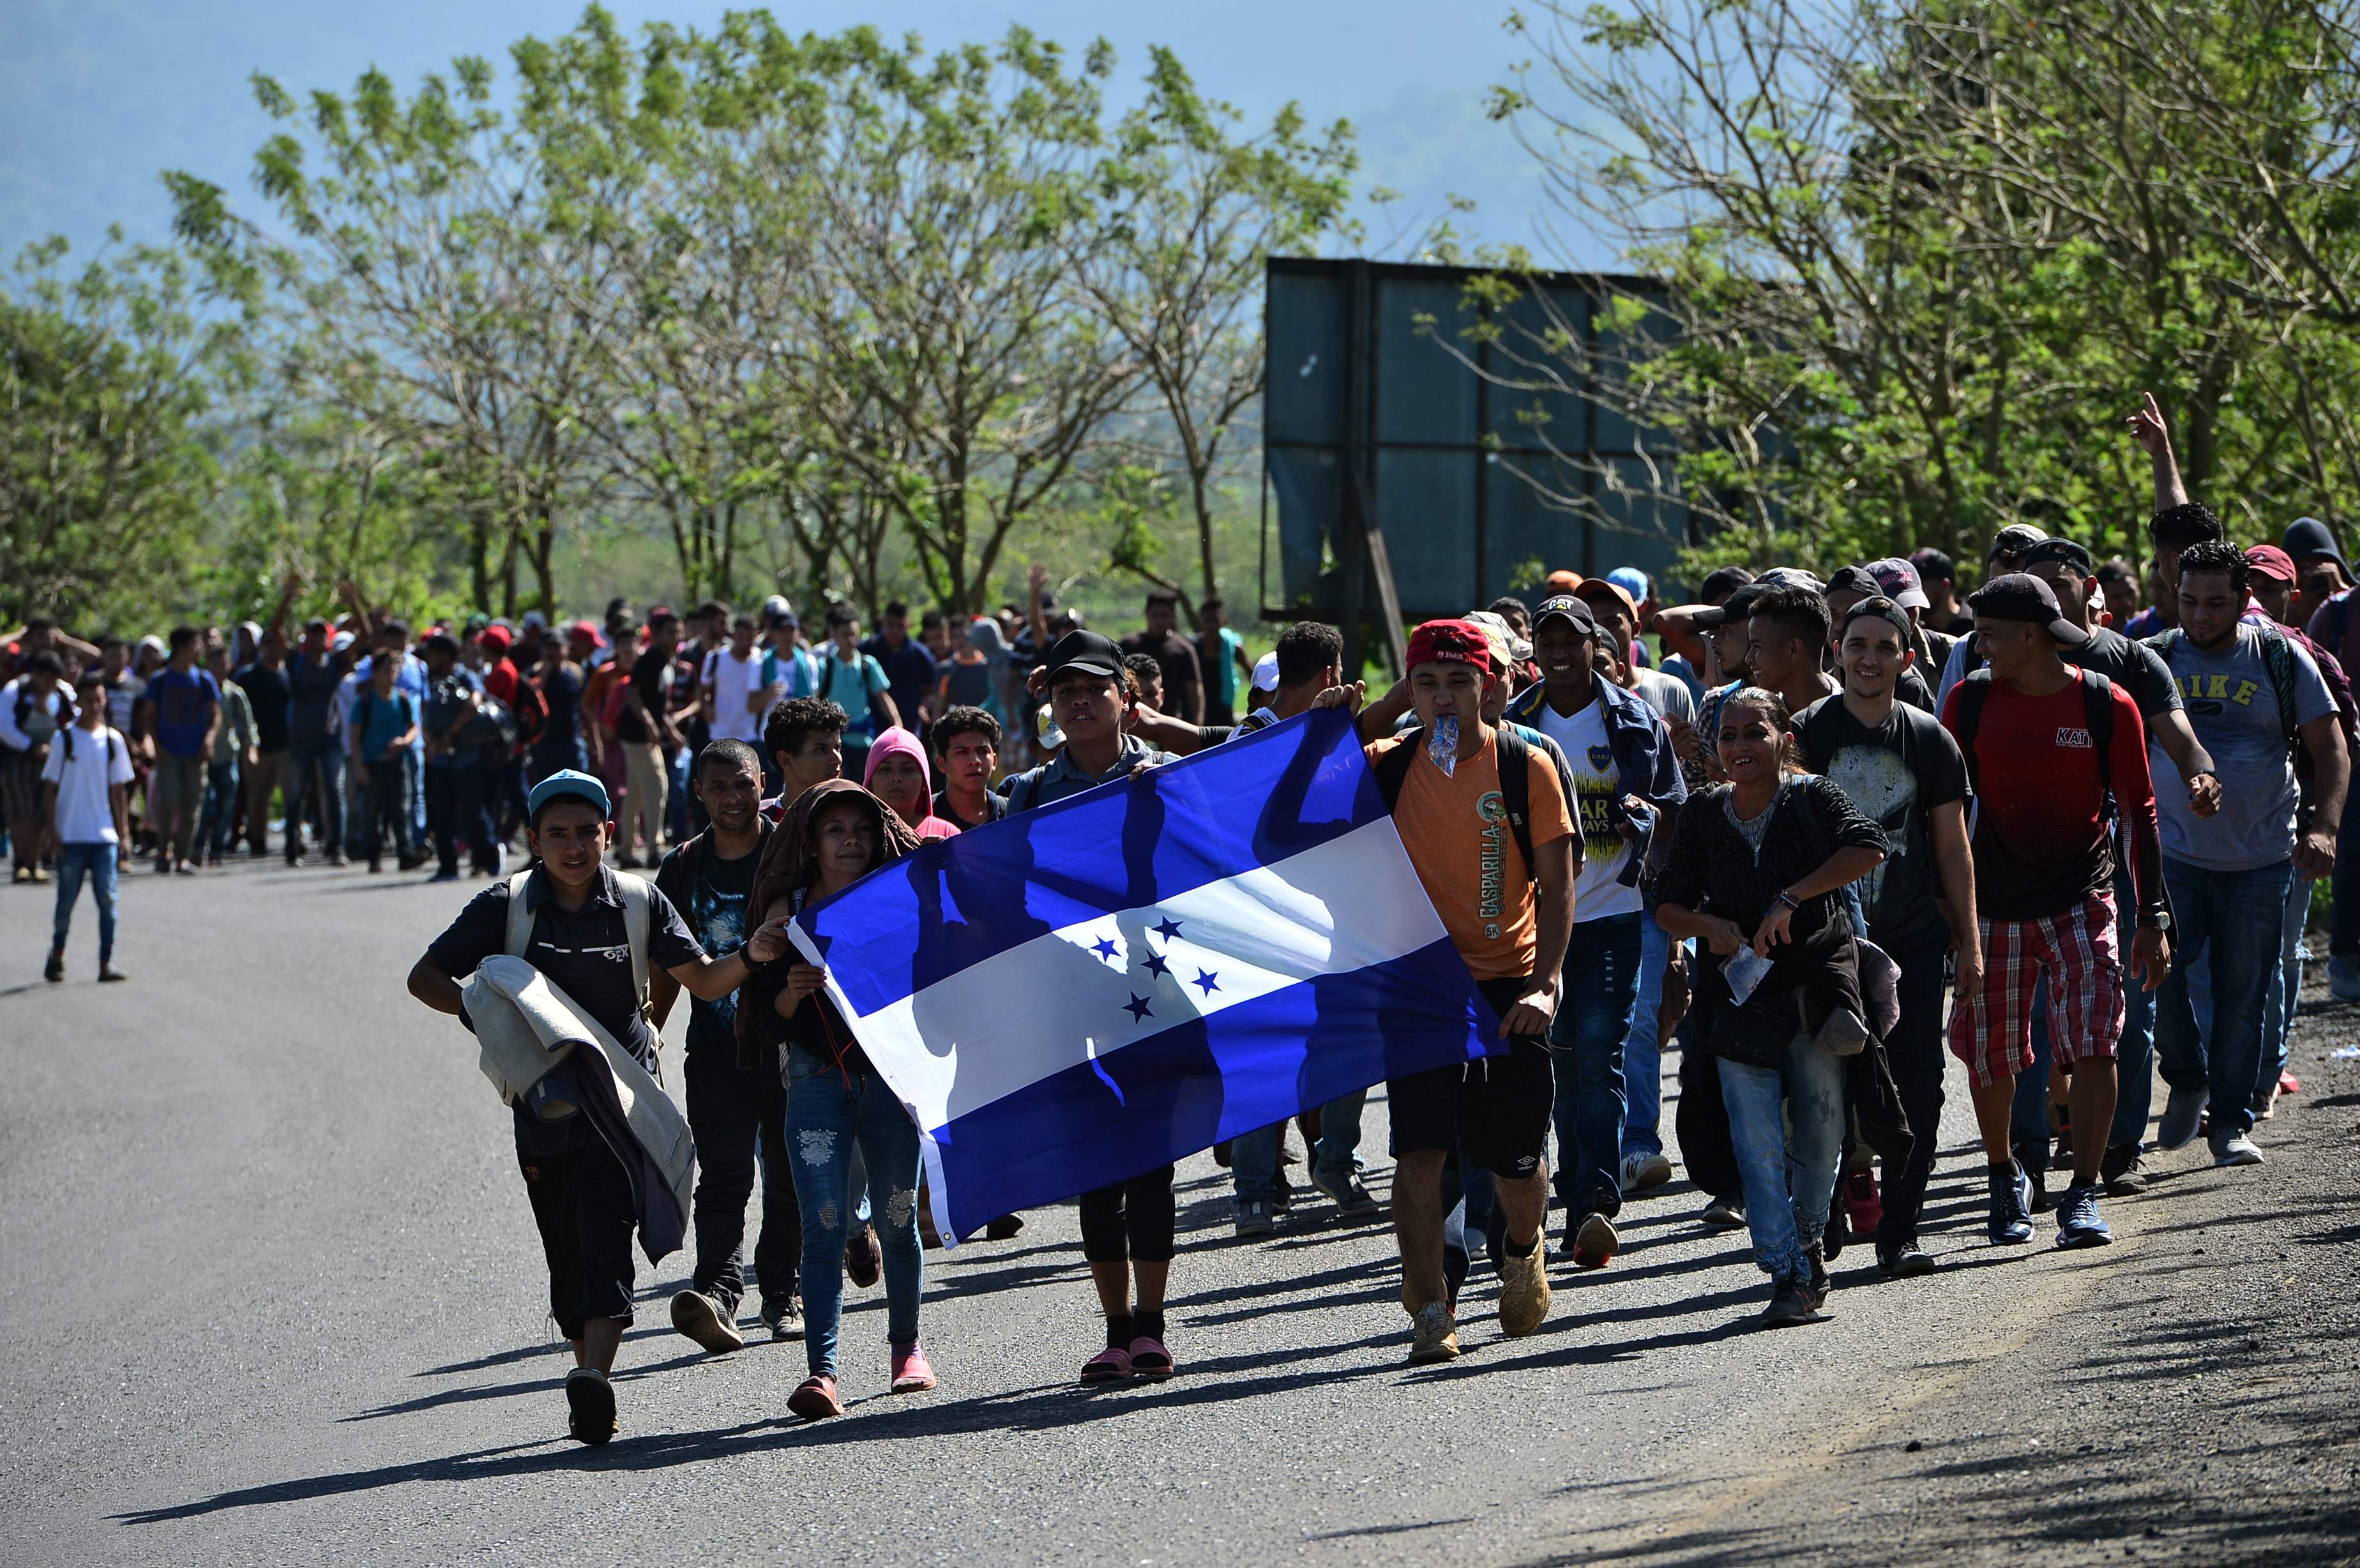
left=783, top=1053, right=925, bottom=1379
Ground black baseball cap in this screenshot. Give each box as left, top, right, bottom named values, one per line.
left=1694, top=567, right=1824, bottom=627
left=1531, top=594, right=1598, bottom=636
left=1967, top=572, right=2089, bottom=646
left=1043, top=629, right=1124, bottom=681
left=2021, top=537, right=2095, bottom=575
left=1988, top=524, right=2048, bottom=565
left=1823, top=564, right=1882, bottom=600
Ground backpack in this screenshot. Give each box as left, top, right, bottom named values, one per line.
left=1374, top=724, right=1539, bottom=882
left=504, top=866, right=654, bottom=1026
left=2147, top=624, right=2301, bottom=757
left=456, top=691, right=519, bottom=752
left=1950, top=667, right=2117, bottom=810
left=60, top=725, right=117, bottom=768
left=509, top=670, right=550, bottom=748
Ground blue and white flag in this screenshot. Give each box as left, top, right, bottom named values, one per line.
left=788, top=707, right=1500, bottom=1244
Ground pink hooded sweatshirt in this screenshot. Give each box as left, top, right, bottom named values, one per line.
left=862, top=726, right=961, bottom=840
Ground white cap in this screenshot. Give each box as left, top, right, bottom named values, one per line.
left=1250, top=651, right=1279, bottom=693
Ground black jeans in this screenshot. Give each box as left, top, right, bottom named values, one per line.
left=429, top=760, right=497, bottom=875
left=1078, top=1166, right=1176, bottom=1263
left=683, top=1046, right=798, bottom=1313
left=518, top=1140, right=638, bottom=1341
left=1874, top=930, right=1951, bottom=1249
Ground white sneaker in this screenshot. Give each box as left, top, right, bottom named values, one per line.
left=2212, top=1136, right=2265, bottom=1168
left=1621, top=1151, right=1674, bottom=1194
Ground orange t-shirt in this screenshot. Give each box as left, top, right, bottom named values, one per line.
left=1367, top=730, right=1575, bottom=981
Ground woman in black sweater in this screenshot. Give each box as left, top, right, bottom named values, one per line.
left=1652, top=687, right=1886, bottom=1325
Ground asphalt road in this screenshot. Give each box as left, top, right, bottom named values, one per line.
left=3, top=858, right=2355, bottom=1566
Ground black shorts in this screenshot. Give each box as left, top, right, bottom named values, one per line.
left=518, top=1141, right=639, bottom=1340
left=1386, top=974, right=1555, bottom=1179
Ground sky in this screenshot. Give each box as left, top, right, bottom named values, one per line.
left=0, top=0, right=1612, bottom=269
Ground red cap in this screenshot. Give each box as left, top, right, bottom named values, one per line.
left=478, top=625, right=512, bottom=654
left=1405, top=619, right=1495, bottom=677
left=2244, top=543, right=2298, bottom=584
left=1543, top=569, right=1584, bottom=595
left=566, top=619, right=607, bottom=648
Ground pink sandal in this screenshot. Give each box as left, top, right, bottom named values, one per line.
left=1127, top=1335, right=1175, bottom=1382
left=1079, top=1345, right=1131, bottom=1383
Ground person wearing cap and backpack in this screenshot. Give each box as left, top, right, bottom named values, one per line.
left=1941, top=573, right=2173, bottom=1254
left=408, top=768, right=794, bottom=1447
left=1367, top=619, right=1577, bottom=1364
left=1500, top=594, right=1685, bottom=1268
left=2140, top=541, right=2346, bottom=1170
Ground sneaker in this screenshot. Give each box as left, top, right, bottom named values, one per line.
left=1843, top=1169, right=1884, bottom=1237
left=428, top=869, right=461, bottom=883
left=2157, top=1085, right=2207, bottom=1150
left=985, top=1214, right=1025, bottom=1240
left=2212, top=1135, right=2265, bottom=1167
left=1079, top=1345, right=1132, bottom=1383
left=760, top=1297, right=805, bottom=1342
left=669, top=1288, right=745, bottom=1354
left=2011, top=1137, right=2050, bottom=1214
left=2100, top=1142, right=2147, bottom=1196
left=845, top=1223, right=882, bottom=1288
left=327, top=850, right=348, bottom=868
left=889, top=1341, right=938, bottom=1393
left=1233, top=1199, right=1276, bottom=1239
left=1269, top=1173, right=1294, bottom=1215
left=564, top=1366, right=617, bottom=1446
left=1621, top=1150, right=1675, bottom=1195
left=1407, top=1300, right=1460, bottom=1364
left=2054, top=1182, right=2113, bottom=1249
left=1701, top=1195, right=1746, bottom=1228
left=1126, top=1335, right=1175, bottom=1381
left=1803, top=1240, right=1831, bottom=1300
left=1497, top=1239, right=1552, bottom=1336
left=1821, top=1202, right=1849, bottom=1263
left=1762, top=1274, right=1826, bottom=1327
left=97, top=965, right=128, bottom=983
left=367, top=855, right=382, bottom=874
left=1309, top=1166, right=1384, bottom=1220
left=29, top=865, right=49, bottom=883
left=1986, top=1161, right=2035, bottom=1244
left=1568, top=1212, right=1619, bottom=1270
left=787, top=1374, right=843, bottom=1421
left=10, top=864, right=30, bottom=884
left=1876, top=1239, right=1937, bottom=1278
left=2331, top=953, right=2360, bottom=1003
left=43, top=949, right=64, bottom=984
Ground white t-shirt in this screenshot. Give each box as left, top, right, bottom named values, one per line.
left=1631, top=668, right=1697, bottom=725
left=40, top=725, right=134, bottom=844
left=703, top=647, right=768, bottom=743
left=1529, top=697, right=1642, bottom=922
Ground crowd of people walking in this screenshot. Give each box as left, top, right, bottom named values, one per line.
left=6, top=396, right=2349, bottom=1445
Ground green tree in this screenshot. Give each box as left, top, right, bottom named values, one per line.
left=0, top=232, right=252, bottom=628
left=1076, top=47, right=1356, bottom=616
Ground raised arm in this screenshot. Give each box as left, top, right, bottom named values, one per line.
left=2127, top=391, right=2190, bottom=513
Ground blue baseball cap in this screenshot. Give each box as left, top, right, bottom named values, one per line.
left=526, top=769, right=610, bottom=821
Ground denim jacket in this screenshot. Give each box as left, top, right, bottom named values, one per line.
left=1502, top=677, right=1686, bottom=886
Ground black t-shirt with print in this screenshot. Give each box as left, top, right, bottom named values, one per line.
left=1793, top=696, right=1969, bottom=947
left=654, top=828, right=766, bottom=1058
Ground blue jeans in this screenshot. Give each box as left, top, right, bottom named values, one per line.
left=783, top=1056, right=923, bottom=1378
left=1717, top=1034, right=1845, bottom=1283
left=1549, top=911, right=1639, bottom=1217
left=2155, top=857, right=2292, bottom=1147
left=51, top=842, right=119, bottom=964
left=2258, top=874, right=2313, bottom=1112
left=197, top=758, right=241, bottom=857
left=283, top=740, right=344, bottom=861
left=1231, top=1091, right=1368, bottom=1205
left=1621, top=910, right=1674, bottom=1161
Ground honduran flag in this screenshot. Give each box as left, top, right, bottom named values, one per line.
left=787, top=707, right=1501, bottom=1244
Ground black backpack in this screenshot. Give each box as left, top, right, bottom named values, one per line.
left=1374, top=724, right=1539, bottom=882
left=1950, top=666, right=2117, bottom=809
